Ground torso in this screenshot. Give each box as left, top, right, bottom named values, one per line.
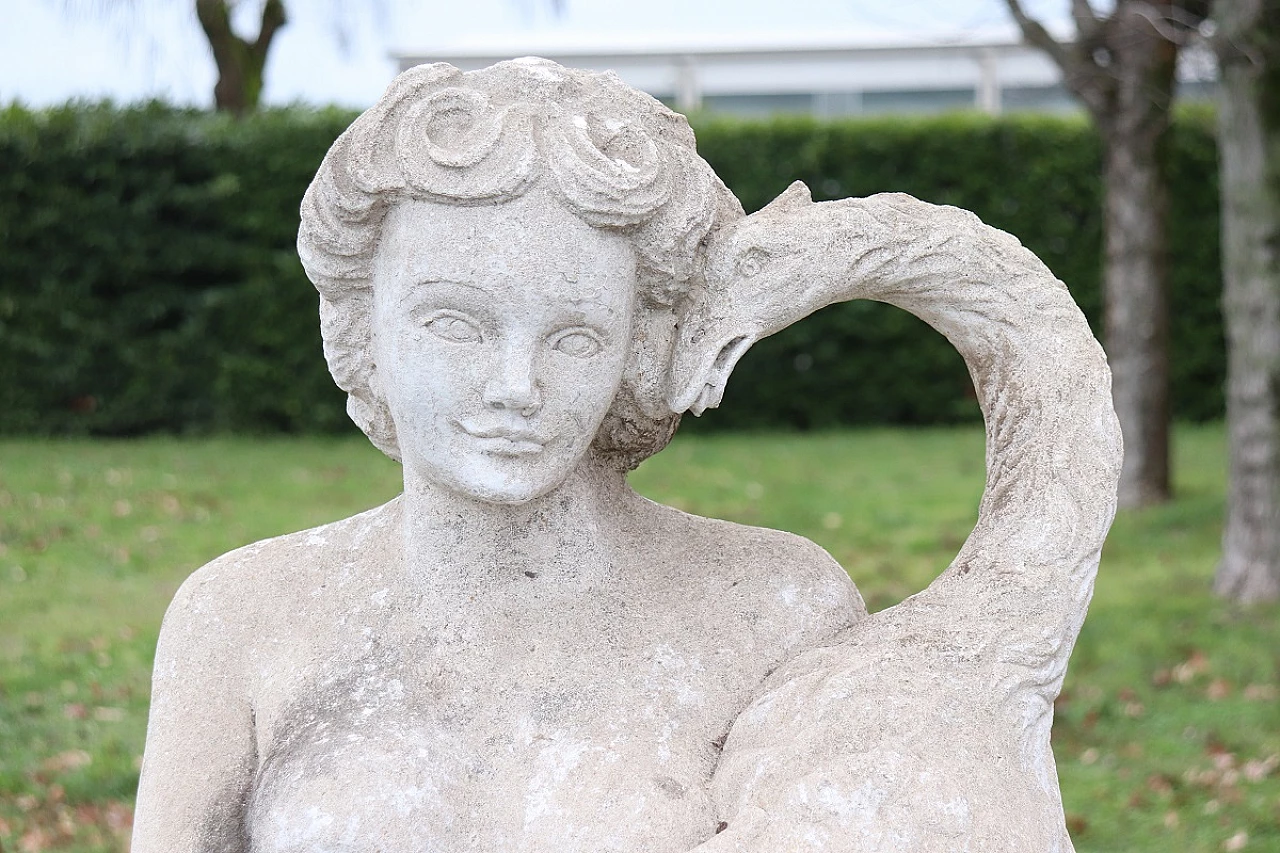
left=216, top=495, right=862, bottom=853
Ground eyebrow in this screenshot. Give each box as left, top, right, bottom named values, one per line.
left=396, top=278, right=492, bottom=307
left=560, top=299, right=621, bottom=318
left=393, top=277, right=628, bottom=327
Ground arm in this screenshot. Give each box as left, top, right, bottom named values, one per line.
left=132, top=566, right=258, bottom=853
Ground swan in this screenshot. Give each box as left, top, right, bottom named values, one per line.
left=671, top=182, right=1123, bottom=852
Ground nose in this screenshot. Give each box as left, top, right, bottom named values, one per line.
left=482, top=348, right=542, bottom=416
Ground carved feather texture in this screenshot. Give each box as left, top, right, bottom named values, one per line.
left=678, top=189, right=1122, bottom=852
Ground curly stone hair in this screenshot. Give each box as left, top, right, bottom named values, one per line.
left=298, top=58, right=742, bottom=469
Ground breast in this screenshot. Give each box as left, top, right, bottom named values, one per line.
left=246, top=644, right=729, bottom=853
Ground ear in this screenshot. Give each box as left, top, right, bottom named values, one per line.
left=759, top=180, right=812, bottom=214
left=626, top=304, right=679, bottom=419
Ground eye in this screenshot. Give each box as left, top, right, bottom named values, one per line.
left=737, top=247, right=769, bottom=278
left=425, top=314, right=482, bottom=343
left=551, top=330, right=603, bottom=358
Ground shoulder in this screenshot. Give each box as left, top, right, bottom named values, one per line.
left=158, top=500, right=400, bottom=655
left=628, top=496, right=867, bottom=652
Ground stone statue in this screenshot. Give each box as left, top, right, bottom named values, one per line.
left=132, top=58, right=1121, bottom=853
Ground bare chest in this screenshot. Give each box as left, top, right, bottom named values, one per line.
left=244, top=605, right=753, bottom=853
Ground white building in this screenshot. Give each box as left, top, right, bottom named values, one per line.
left=396, top=29, right=1216, bottom=117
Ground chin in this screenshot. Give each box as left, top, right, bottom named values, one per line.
left=462, top=477, right=555, bottom=506
left=429, top=457, right=576, bottom=506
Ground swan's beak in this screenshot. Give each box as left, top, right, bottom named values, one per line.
left=667, top=331, right=757, bottom=416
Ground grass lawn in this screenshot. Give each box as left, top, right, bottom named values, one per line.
left=0, top=425, right=1276, bottom=852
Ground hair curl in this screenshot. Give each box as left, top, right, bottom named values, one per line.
left=298, top=58, right=742, bottom=469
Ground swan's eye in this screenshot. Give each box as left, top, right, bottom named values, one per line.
left=737, top=247, right=769, bottom=278
left=552, top=330, right=603, bottom=358
left=425, top=315, right=482, bottom=343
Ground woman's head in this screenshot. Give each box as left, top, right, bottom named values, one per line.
left=298, top=58, right=742, bottom=471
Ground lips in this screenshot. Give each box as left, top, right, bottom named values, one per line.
left=456, top=421, right=546, bottom=455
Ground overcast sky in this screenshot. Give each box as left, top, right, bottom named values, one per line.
left=2, top=0, right=1071, bottom=109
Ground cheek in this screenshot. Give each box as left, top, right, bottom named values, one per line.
left=541, top=351, right=628, bottom=423
left=380, top=334, right=483, bottom=420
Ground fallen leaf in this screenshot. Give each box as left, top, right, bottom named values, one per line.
left=1224, top=830, right=1248, bottom=851
left=1173, top=650, right=1209, bottom=684
left=40, top=750, right=91, bottom=774
left=18, top=827, right=48, bottom=853
left=105, top=801, right=133, bottom=831
left=1206, top=678, right=1231, bottom=701
left=1243, top=755, right=1278, bottom=782
left=1243, top=684, right=1278, bottom=702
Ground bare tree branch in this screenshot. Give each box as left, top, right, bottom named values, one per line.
left=1207, top=0, right=1266, bottom=66
left=194, top=0, right=238, bottom=85
left=1003, top=0, right=1071, bottom=70
left=1006, top=0, right=1119, bottom=122
left=1072, top=0, right=1103, bottom=39
left=1128, top=1, right=1206, bottom=45
left=195, top=0, right=287, bottom=116
left=1162, top=1, right=1216, bottom=31
left=252, top=0, right=287, bottom=62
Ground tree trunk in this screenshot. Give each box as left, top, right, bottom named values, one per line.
left=195, top=0, right=287, bottom=117
left=1103, top=126, right=1172, bottom=507
left=1004, top=0, right=1190, bottom=508
left=1214, top=0, right=1280, bottom=603
left=1092, top=12, right=1179, bottom=509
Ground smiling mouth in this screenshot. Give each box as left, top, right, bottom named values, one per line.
left=457, top=422, right=546, bottom=456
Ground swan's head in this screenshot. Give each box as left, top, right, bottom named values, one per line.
left=668, top=181, right=821, bottom=414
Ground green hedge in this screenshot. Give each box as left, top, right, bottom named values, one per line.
left=0, top=103, right=352, bottom=436
left=0, top=103, right=1223, bottom=437
left=692, top=108, right=1222, bottom=428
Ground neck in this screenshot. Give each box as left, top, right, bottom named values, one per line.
left=398, top=455, right=631, bottom=603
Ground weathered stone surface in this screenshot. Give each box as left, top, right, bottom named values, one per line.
left=132, top=58, right=1121, bottom=853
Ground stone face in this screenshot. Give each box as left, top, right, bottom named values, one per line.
left=132, top=59, right=1121, bottom=853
